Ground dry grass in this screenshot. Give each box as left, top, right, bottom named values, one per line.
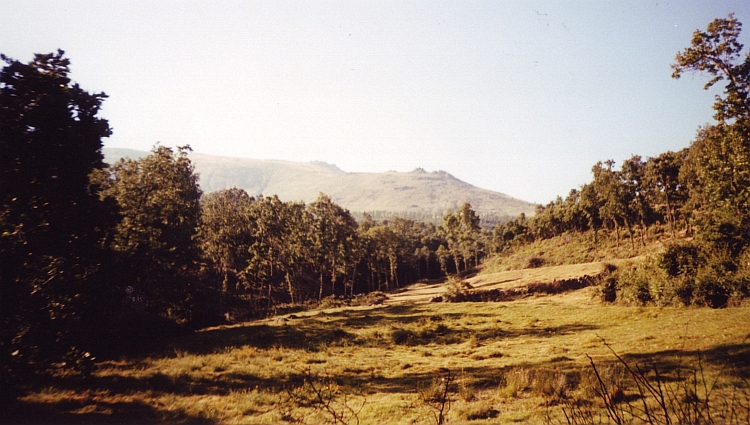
left=484, top=228, right=673, bottom=275
left=6, top=289, right=750, bottom=424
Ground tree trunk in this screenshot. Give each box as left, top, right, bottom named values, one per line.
left=627, top=222, right=635, bottom=251
left=319, top=270, right=324, bottom=300
left=614, top=221, right=621, bottom=248
left=664, top=186, right=676, bottom=238
left=286, top=274, right=295, bottom=304
left=331, top=255, right=336, bottom=296
left=389, top=256, right=399, bottom=288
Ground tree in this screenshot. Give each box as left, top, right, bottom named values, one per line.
left=0, top=50, right=115, bottom=380
left=439, top=203, right=482, bottom=273
left=620, top=155, right=652, bottom=248
left=308, top=194, right=359, bottom=299
left=673, top=15, right=750, bottom=255
left=365, top=224, right=401, bottom=290
left=96, top=146, right=203, bottom=319
left=672, top=13, right=750, bottom=123
left=684, top=124, right=750, bottom=254
left=456, top=203, right=482, bottom=268
left=591, top=160, right=629, bottom=246
left=643, top=150, right=688, bottom=237
left=440, top=211, right=464, bottom=274
left=242, top=195, right=315, bottom=306
left=200, top=188, right=255, bottom=314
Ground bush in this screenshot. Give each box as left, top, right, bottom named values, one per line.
left=457, top=402, right=499, bottom=420
left=605, top=246, right=750, bottom=308
left=693, top=256, right=733, bottom=308
left=611, top=257, right=701, bottom=306
left=442, top=277, right=473, bottom=302
left=612, top=264, right=654, bottom=306
left=390, top=328, right=418, bottom=345
left=658, top=241, right=705, bottom=277
left=599, top=276, right=618, bottom=303
left=527, top=256, right=546, bottom=268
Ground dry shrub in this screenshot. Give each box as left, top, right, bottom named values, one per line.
left=533, top=370, right=570, bottom=400
left=457, top=402, right=499, bottom=420
left=499, top=368, right=532, bottom=399
left=528, top=256, right=546, bottom=268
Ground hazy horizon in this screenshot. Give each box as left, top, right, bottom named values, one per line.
left=4, top=1, right=748, bottom=203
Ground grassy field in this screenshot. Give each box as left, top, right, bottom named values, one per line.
left=5, top=285, right=749, bottom=424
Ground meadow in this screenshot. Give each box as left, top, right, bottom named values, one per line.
left=6, top=284, right=749, bottom=424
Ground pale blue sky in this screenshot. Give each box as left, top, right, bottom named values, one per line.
left=3, top=1, right=748, bottom=204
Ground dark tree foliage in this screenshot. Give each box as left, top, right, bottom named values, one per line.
left=198, top=193, right=448, bottom=318
left=0, top=51, right=116, bottom=386
left=95, top=146, right=204, bottom=321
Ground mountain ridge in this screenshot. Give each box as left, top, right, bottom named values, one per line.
left=102, top=148, right=536, bottom=221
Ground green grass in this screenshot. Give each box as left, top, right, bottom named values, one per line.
left=6, top=290, right=749, bottom=424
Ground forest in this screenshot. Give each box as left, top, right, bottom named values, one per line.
left=2, top=13, right=749, bottom=410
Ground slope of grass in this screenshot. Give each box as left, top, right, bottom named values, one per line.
left=483, top=227, right=674, bottom=275
left=6, top=290, right=749, bottom=424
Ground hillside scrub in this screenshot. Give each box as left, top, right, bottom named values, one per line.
left=484, top=14, right=750, bottom=308
left=607, top=241, right=750, bottom=308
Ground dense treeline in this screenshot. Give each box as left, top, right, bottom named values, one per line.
left=492, top=150, right=691, bottom=251
left=493, top=14, right=750, bottom=308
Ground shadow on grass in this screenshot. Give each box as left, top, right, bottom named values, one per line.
left=167, top=304, right=601, bottom=355
left=8, top=301, right=748, bottom=424
left=5, top=338, right=748, bottom=424
left=617, top=341, right=750, bottom=379
left=1, top=397, right=215, bottom=424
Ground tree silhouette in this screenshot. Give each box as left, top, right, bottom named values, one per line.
left=1, top=50, right=115, bottom=382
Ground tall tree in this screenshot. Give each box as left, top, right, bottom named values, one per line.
left=672, top=13, right=750, bottom=123
left=684, top=124, right=750, bottom=254
left=96, top=146, right=203, bottom=319
left=643, top=151, right=687, bottom=237
left=308, top=194, right=358, bottom=298
left=439, top=203, right=482, bottom=273
left=456, top=203, right=482, bottom=268
left=0, top=51, right=115, bottom=379
left=591, top=160, right=629, bottom=246
left=673, top=14, right=750, bottom=254
left=440, top=211, right=464, bottom=274
left=200, top=188, right=255, bottom=313
left=620, top=155, right=651, bottom=248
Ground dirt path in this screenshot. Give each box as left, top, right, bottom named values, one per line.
left=386, top=260, right=627, bottom=304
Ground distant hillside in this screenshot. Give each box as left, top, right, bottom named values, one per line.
left=103, top=148, right=536, bottom=224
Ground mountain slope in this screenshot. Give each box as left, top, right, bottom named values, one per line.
left=102, top=148, right=536, bottom=220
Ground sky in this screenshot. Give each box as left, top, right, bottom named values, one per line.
left=3, top=1, right=749, bottom=204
